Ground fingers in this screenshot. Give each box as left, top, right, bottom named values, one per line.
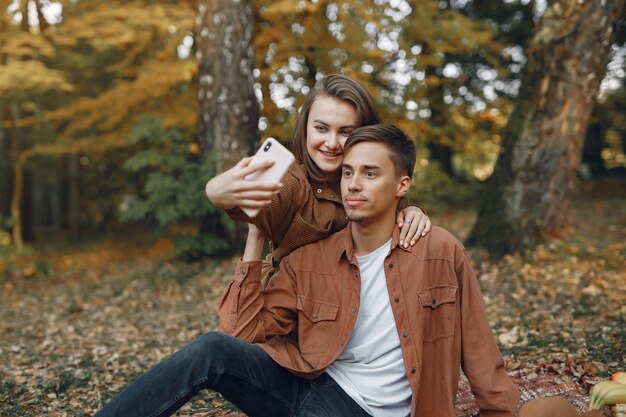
left=235, top=189, right=280, bottom=202
left=396, top=210, right=405, bottom=227
left=408, top=216, right=431, bottom=246
left=231, top=187, right=283, bottom=211
left=398, top=219, right=417, bottom=248
left=239, top=158, right=276, bottom=178
left=398, top=218, right=411, bottom=248
left=236, top=156, right=255, bottom=168
left=421, top=218, right=432, bottom=237
left=398, top=215, right=432, bottom=248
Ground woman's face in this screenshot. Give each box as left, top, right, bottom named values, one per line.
left=305, top=95, right=358, bottom=174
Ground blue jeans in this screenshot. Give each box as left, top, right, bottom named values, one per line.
left=94, top=332, right=372, bottom=417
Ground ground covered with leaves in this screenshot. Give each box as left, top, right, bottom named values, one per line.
left=1, top=180, right=624, bottom=417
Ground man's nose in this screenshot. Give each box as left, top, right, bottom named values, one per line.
left=348, top=175, right=362, bottom=191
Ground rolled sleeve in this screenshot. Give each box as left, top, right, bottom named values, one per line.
left=218, top=258, right=297, bottom=344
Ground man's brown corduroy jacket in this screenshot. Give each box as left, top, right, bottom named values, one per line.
left=219, top=223, right=520, bottom=417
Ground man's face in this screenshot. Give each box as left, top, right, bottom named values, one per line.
left=341, top=142, right=410, bottom=225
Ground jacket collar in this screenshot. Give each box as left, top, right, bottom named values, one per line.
left=338, top=221, right=412, bottom=265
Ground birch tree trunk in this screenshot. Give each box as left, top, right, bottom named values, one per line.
left=195, top=0, right=258, bottom=254
left=196, top=0, right=258, bottom=172
left=467, top=0, right=625, bottom=258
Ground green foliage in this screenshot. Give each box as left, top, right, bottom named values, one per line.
left=410, top=162, right=482, bottom=213
left=0, top=215, right=16, bottom=261
left=0, top=215, right=34, bottom=279
left=2, top=0, right=623, bottom=255
left=120, top=117, right=232, bottom=258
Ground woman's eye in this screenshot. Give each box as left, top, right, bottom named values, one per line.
left=315, top=126, right=327, bottom=132
left=340, top=129, right=352, bottom=136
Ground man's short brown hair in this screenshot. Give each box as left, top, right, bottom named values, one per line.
left=344, top=124, right=416, bottom=179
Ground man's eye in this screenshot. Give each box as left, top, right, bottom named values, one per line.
left=342, top=170, right=353, bottom=177
left=365, top=172, right=376, bottom=178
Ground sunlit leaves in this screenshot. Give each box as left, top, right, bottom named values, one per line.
left=0, top=60, right=73, bottom=103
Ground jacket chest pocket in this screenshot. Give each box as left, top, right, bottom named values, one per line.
left=296, top=295, right=339, bottom=353
left=418, top=286, right=457, bottom=342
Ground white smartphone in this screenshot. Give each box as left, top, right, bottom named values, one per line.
left=242, top=137, right=295, bottom=217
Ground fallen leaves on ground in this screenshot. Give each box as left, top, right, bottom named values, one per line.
left=1, top=180, right=624, bottom=416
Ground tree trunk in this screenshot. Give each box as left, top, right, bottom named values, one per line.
left=0, top=112, right=10, bottom=218
left=0, top=10, right=9, bottom=220
left=467, top=0, right=625, bottom=258
left=9, top=104, right=24, bottom=249
left=68, top=154, right=80, bottom=240
left=425, top=64, right=454, bottom=177
left=195, top=0, right=259, bottom=255
left=196, top=0, right=258, bottom=171
left=21, top=169, right=33, bottom=242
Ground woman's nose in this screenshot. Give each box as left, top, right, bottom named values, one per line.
left=325, top=132, right=339, bottom=149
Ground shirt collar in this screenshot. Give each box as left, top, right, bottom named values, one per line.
left=338, top=221, right=411, bottom=265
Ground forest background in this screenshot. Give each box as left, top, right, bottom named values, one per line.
left=0, top=0, right=625, bottom=416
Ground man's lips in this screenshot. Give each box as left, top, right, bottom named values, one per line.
left=344, top=196, right=366, bottom=207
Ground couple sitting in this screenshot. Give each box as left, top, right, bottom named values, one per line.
left=95, top=123, right=597, bottom=417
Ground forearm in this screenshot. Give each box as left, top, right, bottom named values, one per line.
left=218, top=260, right=266, bottom=341
left=458, top=252, right=520, bottom=415
left=242, top=225, right=265, bottom=262
left=218, top=259, right=296, bottom=342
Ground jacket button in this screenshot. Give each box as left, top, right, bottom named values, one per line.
left=317, top=188, right=322, bottom=193
left=411, top=369, right=416, bottom=374
left=331, top=193, right=336, bottom=198
left=432, top=298, right=437, bottom=306
left=311, top=313, right=318, bottom=319
left=402, top=332, right=408, bottom=338
left=351, top=307, right=357, bottom=313
left=388, top=263, right=393, bottom=268
left=394, top=297, right=400, bottom=303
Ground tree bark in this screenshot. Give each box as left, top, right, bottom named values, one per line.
left=196, top=0, right=258, bottom=172
left=9, top=105, right=24, bottom=249
left=68, top=154, right=80, bottom=240
left=467, top=0, right=625, bottom=258
left=0, top=110, right=10, bottom=219
left=425, top=64, right=454, bottom=177
left=195, top=0, right=259, bottom=255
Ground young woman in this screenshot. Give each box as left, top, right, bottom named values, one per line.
left=205, top=74, right=431, bottom=280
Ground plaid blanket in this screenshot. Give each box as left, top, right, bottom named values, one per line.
left=455, top=368, right=592, bottom=416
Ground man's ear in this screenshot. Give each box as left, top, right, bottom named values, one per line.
left=396, top=175, right=411, bottom=198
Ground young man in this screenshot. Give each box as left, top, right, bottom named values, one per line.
left=95, top=124, right=520, bottom=417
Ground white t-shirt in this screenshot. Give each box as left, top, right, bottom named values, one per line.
left=326, top=239, right=412, bottom=417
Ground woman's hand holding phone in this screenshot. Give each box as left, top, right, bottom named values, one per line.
left=205, top=138, right=294, bottom=216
